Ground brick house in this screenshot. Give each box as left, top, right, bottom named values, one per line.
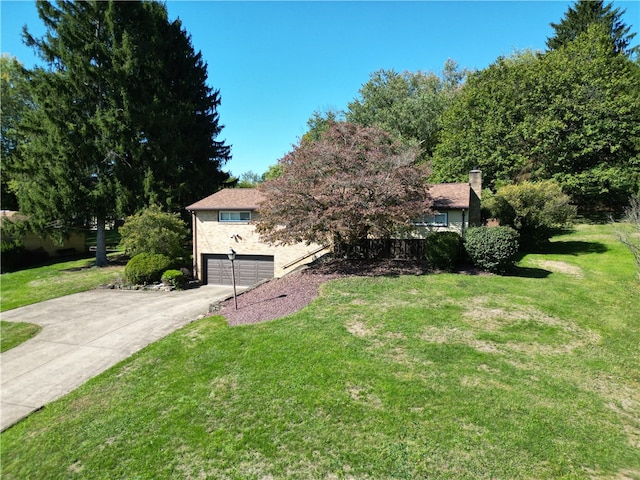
left=186, top=170, right=481, bottom=286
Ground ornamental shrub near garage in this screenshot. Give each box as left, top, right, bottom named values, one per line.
left=161, top=269, right=187, bottom=289
left=464, top=226, right=519, bottom=274
left=125, top=253, right=173, bottom=285
left=424, top=231, right=462, bottom=271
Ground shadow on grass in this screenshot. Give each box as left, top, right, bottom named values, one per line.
left=530, top=240, right=608, bottom=256
left=506, top=266, right=552, bottom=279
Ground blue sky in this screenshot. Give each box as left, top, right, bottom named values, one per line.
left=2, top=1, right=639, bottom=178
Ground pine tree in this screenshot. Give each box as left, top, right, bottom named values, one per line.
left=9, top=1, right=230, bottom=266
left=546, top=0, right=638, bottom=58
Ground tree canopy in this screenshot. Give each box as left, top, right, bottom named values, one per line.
left=1, top=55, right=31, bottom=211
left=432, top=24, right=640, bottom=213
left=345, top=62, right=466, bottom=162
left=547, top=0, right=638, bottom=59
left=5, top=0, right=231, bottom=265
left=255, top=122, right=432, bottom=249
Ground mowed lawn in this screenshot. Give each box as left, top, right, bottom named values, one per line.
left=1, top=225, right=638, bottom=479
left=0, top=256, right=124, bottom=312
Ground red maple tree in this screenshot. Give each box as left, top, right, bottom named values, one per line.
left=255, top=122, right=433, bottom=249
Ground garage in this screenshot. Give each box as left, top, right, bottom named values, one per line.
left=202, top=254, right=274, bottom=286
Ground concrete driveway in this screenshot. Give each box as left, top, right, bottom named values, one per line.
left=0, top=285, right=237, bottom=431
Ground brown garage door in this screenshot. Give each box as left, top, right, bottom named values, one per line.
left=203, top=254, right=274, bottom=286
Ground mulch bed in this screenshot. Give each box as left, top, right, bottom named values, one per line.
left=218, top=259, right=431, bottom=326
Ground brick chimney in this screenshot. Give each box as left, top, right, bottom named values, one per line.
left=469, top=169, right=482, bottom=199
left=468, top=170, right=482, bottom=227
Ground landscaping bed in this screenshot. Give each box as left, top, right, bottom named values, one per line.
left=220, top=258, right=432, bottom=325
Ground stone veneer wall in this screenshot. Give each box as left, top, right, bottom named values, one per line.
left=192, top=210, right=328, bottom=281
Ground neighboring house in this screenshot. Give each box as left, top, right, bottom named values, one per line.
left=186, top=170, right=482, bottom=286
left=0, top=210, right=85, bottom=257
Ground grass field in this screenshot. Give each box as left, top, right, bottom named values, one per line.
left=0, top=255, right=125, bottom=312
left=1, top=225, right=638, bottom=479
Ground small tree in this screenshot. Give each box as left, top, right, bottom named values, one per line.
left=614, top=195, right=640, bottom=271
left=486, top=180, right=576, bottom=246
left=119, top=205, right=188, bottom=259
left=255, top=122, right=432, bottom=252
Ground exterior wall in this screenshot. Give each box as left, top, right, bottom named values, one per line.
left=22, top=231, right=85, bottom=256
left=192, top=210, right=328, bottom=281
left=400, top=210, right=467, bottom=239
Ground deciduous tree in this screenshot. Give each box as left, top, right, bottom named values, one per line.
left=118, top=204, right=188, bottom=259
left=255, top=122, right=432, bottom=251
left=485, top=180, right=577, bottom=246
left=345, top=66, right=463, bottom=162
left=433, top=25, right=640, bottom=213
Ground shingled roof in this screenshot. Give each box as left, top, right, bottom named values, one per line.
left=429, top=183, right=471, bottom=210
left=186, top=188, right=265, bottom=211
left=187, top=184, right=473, bottom=212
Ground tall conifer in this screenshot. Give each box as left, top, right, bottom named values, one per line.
left=9, top=1, right=230, bottom=265
left=546, top=0, right=638, bottom=58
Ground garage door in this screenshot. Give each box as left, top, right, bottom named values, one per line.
left=203, top=254, right=274, bottom=286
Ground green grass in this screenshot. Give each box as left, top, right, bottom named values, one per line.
left=0, top=255, right=125, bottom=312
left=0, top=321, right=42, bottom=352
left=1, top=225, right=639, bottom=479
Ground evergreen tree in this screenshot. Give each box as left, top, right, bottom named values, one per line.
left=0, top=55, right=31, bottom=211
left=547, top=0, right=638, bottom=58
left=8, top=1, right=230, bottom=265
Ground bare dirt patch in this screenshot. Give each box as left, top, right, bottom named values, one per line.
left=345, top=319, right=377, bottom=338
left=533, top=260, right=583, bottom=277
left=418, top=296, right=602, bottom=355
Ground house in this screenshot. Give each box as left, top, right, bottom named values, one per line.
left=411, top=169, right=482, bottom=237
left=0, top=210, right=85, bottom=257
left=186, top=171, right=482, bottom=286
left=186, top=189, right=328, bottom=286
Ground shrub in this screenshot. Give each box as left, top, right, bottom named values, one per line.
left=0, top=240, right=26, bottom=273
left=464, top=226, right=519, bottom=274
left=161, top=269, right=187, bottom=289
left=424, top=232, right=462, bottom=271
left=485, top=180, right=576, bottom=247
left=125, top=253, right=173, bottom=285
left=119, top=205, right=189, bottom=259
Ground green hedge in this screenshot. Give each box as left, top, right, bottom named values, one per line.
left=161, top=269, right=187, bottom=289
left=464, top=226, right=519, bottom=274
left=124, top=253, right=173, bottom=285
left=424, top=232, right=462, bottom=271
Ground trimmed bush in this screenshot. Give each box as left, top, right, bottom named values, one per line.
left=125, top=253, right=173, bottom=285
left=464, top=226, right=519, bottom=274
left=161, top=269, right=187, bottom=289
left=424, top=232, right=462, bottom=271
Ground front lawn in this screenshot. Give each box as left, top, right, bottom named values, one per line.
left=0, top=255, right=125, bottom=312
left=1, top=225, right=638, bottom=478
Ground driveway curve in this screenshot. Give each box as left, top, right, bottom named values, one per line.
left=0, top=285, right=237, bottom=431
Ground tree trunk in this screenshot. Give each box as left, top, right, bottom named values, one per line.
left=95, top=216, right=108, bottom=267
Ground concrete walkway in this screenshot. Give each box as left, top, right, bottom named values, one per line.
left=0, top=285, right=237, bottom=431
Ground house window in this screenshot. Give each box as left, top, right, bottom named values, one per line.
left=413, top=212, right=448, bottom=227
left=219, top=211, right=251, bottom=222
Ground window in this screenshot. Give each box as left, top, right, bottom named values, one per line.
left=219, top=211, right=251, bottom=222
left=413, top=212, right=448, bottom=227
